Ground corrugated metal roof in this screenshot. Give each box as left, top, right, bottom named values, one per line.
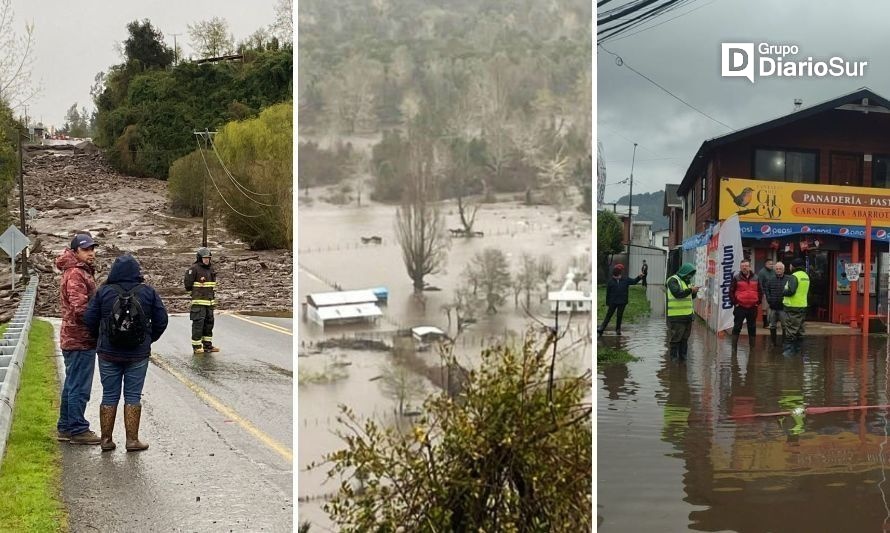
left=548, top=290, right=592, bottom=302
left=307, top=290, right=379, bottom=307
left=316, top=302, right=382, bottom=321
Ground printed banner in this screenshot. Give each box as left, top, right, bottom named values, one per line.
left=719, top=177, right=890, bottom=226
left=738, top=221, right=890, bottom=241
left=716, top=215, right=743, bottom=332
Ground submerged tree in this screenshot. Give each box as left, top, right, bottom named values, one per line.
left=320, top=331, right=593, bottom=531
left=395, top=133, right=450, bottom=292
left=466, top=247, right=512, bottom=314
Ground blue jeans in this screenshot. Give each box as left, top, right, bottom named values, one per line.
left=57, top=349, right=96, bottom=435
left=99, top=358, right=149, bottom=406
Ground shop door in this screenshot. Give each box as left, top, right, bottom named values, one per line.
left=806, top=250, right=830, bottom=321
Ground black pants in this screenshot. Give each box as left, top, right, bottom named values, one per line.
left=190, top=305, right=215, bottom=348
left=641, top=275, right=647, bottom=287
left=732, top=306, right=757, bottom=336
left=599, top=304, right=626, bottom=332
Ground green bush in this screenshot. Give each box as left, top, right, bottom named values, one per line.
left=168, top=149, right=223, bottom=216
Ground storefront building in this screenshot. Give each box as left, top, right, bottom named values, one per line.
left=674, top=88, right=890, bottom=324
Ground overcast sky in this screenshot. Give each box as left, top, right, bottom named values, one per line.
left=12, top=0, right=279, bottom=128
left=597, top=0, right=887, bottom=203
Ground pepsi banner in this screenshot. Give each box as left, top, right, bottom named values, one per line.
left=740, top=222, right=890, bottom=241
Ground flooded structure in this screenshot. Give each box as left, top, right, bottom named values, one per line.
left=305, top=289, right=382, bottom=328
left=674, top=87, right=890, bottom=326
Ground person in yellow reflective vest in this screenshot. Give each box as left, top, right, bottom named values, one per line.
left=666, top=262, right=699, bottom=361
left=781, top=257, right=809, bottom=356
left=184, top=247, right=220, bottom=354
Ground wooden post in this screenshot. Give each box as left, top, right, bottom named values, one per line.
left=864, top=215, right=872, bottom=336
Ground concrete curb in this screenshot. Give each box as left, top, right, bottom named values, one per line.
left=0, top=276, right=40, bottom=471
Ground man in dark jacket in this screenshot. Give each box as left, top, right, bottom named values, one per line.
left=764, top=261, right=788, bottom=347
left=185, top=247, right=219, bottom=354
left=641, top=260, right=648, bottom=287
left=56, top=233, right=101, bottom=445
left=597, top=264, right=642, bottom=336
left=84, top=254, right=168, bottom=452
left=756, top=259, right=774, bottom=328
left=666, top=262, right=698, bottom=361
left=729, top=259, right=763, bottom=342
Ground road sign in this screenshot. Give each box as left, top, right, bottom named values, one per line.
left=0, top=225, right=28, bottom=259
left=846, top=262, right=862, bottom=282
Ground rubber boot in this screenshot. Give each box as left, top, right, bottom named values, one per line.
left=124, top=404, right=149, bottom=452
left=669, top=345, right=679, bottom=359
left=679, top=341, right=689, bottom=361
left=99, top=404, right=117, bottom=452
left=783, top=337, right=795, bottom=357
left=770, top=329, right=778, bottom=347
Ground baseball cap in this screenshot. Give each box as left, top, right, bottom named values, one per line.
left=615, top=263, right=625, bottom=270
left=70, top=233, right=97, bottom=250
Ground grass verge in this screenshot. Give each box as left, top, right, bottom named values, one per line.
left=597, top=285, right=651, bottom=324
left=597, top=346, right=640, bottom=366
left=0, top=319, right=67, bottom=532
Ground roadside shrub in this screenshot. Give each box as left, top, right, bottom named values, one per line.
left=168, top=149, right=223, bottom=216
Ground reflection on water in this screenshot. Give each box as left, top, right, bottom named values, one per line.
left=599, top=289, right=890, bottom=531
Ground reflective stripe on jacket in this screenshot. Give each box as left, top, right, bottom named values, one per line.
left=667, top=275, right=694, bottom=316
left=184, top=262, right=217, bottom=307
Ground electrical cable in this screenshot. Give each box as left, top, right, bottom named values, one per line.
left=598, top=45, right=734, bottom=131
left=195, top=137, right=263, bottom=218
left=207, top=134, right=276, bottom=198
left=605, top=0, right=718, bottom=43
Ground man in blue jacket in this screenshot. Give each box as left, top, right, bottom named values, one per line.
left=597, top=264, right=643, bottom=336
left=84, top=254, right=168, bottom=452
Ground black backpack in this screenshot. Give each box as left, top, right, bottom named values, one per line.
left=104, top=284, right=149, bottom=348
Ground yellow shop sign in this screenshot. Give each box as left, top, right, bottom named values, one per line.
left=719, top=177, right=890, bottom=224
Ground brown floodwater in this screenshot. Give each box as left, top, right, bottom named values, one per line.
left=298, top=200, right=592, bottom=529
left=598, top=287, right=890, bottom=532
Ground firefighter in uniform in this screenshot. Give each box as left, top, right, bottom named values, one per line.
left=185, top=247, right=220, bottom=354
left=666, top=262, right=699, bottom=361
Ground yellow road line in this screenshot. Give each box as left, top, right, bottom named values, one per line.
left=151, top=354, right=293, bottom=463
left=226, top=313, right=293, bottom=336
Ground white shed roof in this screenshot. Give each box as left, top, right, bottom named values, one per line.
left=316, top=302, right=383, bottom=321
left=307, top=290, right=378, bottom=308
left=412, top=326, right=445, bottom=337
left=548, top=290, right=592, bottom=302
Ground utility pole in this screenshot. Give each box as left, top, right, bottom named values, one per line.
left=17, top=128, right=27, bottom=280
left=193, top=129, right=217, bottom=248
left=169, top=33, right=183, bottom=66
left=627, top=143, right=637, bottom=271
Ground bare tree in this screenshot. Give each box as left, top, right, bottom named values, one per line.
left=453, top=286, right=476, bottom=334
left=517, top=252, right=539, bottom=309
left=271, top=0, right=293, bottom=46
left=467, top=248, right=512, bottom=314
left=0, top=0, right=38, bottom=112
left=187, top=17, right=235, bottom=59
left=395, top=136, right=450, bottom=292
left=378, top=363, right=426, bottom=416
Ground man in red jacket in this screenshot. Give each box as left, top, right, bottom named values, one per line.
left=729, top=259, right=763, bottom=343
left=55, top=233, right=101, bottom=444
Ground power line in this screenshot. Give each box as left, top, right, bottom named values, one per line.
left=598, top=0, right=687, bottom=42
left=206, top=136, right=279, bottom=207
left=605, top=0, right=719, bottom=43
left=195, top=137, right=263, bottom=219
left=598, top=0, right=661, bottom=24
left=598, top=45, right=734, bottom=131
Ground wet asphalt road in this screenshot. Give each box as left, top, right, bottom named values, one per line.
left=50, top=313, right=293, bottom=532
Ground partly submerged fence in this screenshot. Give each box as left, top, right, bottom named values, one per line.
left=0, top=275, right=39, bottom=470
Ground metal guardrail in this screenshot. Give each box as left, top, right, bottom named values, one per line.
left=0, top=275, right=39, bottom=470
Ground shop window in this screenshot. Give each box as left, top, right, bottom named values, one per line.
left=662, top=236, right=668, bottom=247
left=700, top=176, right=707, bottom=205
left=754, top=149, right=818, bottom=183
left=873, top=155, right=890, bottom=188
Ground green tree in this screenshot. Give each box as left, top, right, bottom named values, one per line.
left=212, top=102, right=293, bottom=249
left=187, top=17, right=235, bottom=59
left=124, top=19, right=174, bottom=71
left=320, top=331, right=592, bottom=531
left=598, top=210, right=623, bottom=278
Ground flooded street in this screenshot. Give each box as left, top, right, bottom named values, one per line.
left=598, top=288, right=890, bottom=531
left=298, top=199, right=592, bottom=528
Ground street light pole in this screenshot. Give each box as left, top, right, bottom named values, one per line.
left=627, top=143, right=637, bottom=271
